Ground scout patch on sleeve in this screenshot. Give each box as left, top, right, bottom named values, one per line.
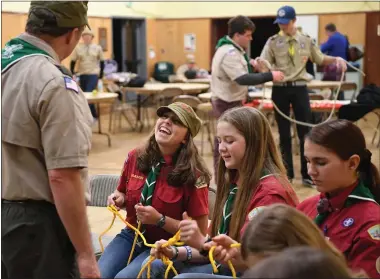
left=195, top=176, right=207, bottom=189
left=64, top=77, right=79, bottom=93
left=248, top=206, right=266, bottom=221
left=227, top=47, right=237, bottom=56
left=367, top=224, right=380, bottom=241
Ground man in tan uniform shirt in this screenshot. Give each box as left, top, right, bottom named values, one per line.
left=70, top=29, right=105, bottom=120
left=260, top=5, right=346, bottom=187
left=210, top=15, right=284, bottom=176
left=1, top=2, right=99, bottom=278
left=176, top=54, right=199, bottom=79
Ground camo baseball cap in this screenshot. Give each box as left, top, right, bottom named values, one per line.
left=157, top=102, right=202, bottom=137
left=28, top=1, right=90, bottom=29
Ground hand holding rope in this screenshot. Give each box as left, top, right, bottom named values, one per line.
left=99, top=205, right=184, bottom=279
left=252, top=57, right=365, bottom=128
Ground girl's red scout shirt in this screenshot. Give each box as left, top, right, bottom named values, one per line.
left=297, top=184, right=380, bottom=278
left=117, top=149, right=209, bottom=243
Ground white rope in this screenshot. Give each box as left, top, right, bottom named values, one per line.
left=257, top=58, right=366, bottom=128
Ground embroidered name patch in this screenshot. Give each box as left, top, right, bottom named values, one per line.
left=64, top=77, right=79, bottom=93
left=248, top=206, right=266, bottom=221
left=367, top=224, right=380, bottom=241
left=131, top=174, right=144, bottom=180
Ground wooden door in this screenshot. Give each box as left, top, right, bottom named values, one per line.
left=364, top=11, right=380, bottom=86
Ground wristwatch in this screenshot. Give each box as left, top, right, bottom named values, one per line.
left=156, top=214, right=166, bottom=228
left=199, top=237, right=212, bottom=257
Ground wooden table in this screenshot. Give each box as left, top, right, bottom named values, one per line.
left=85, top=92, right=118, bottom=147
left=123, top=83, right=209, bottom=95
left=186, top=78, right=211, bottom=84
left=122, top=83, right=210, bottom=131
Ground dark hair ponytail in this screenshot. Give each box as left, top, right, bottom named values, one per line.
left=306, top=120, right=380, bottom=203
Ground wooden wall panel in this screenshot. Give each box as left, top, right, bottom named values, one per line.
left=1, top=12, right=28, bottom=47
left=155, top=19, right=212, bottom=71
left=318, top=13, right=366, bottom=46
left=146, top=18, right=158, bottom=77
left=1, top=12, right=112, bottom=69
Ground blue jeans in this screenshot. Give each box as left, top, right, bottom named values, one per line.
left=79, top=74, right=98, bottom=118
left=98, top=228, right=150, bottom=278
left=141, top=256, right=213, bottom=279
left=174, top=274, right=232, bottom=279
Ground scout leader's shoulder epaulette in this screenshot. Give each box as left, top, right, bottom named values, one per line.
left=55, top=64, right=73, bottom=78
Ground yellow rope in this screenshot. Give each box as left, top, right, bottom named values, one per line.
left=209, top=243, right=242, bottom=278
left=99, top=205, right=183, bottom=279
left=100, top=205, right=243, bottom=278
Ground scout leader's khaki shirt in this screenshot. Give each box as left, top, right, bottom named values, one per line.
left=1, top=33, right=93, bottom=203
left=261, top=31, right=325, bottom=82
left=71, top=43, right=104, bottom=75
left=211, top=36, right=249, bottom=103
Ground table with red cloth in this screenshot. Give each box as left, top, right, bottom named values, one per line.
left=245, top=99, right=351, bottom=113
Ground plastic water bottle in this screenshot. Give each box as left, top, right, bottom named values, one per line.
left=97, top=79, right=103, bottom=93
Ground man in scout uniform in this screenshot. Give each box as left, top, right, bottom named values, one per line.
left=260, top=5, right=347, bottom=187
left=210, top=15, right=285, bottom=177
left=70, top=28, right=105, bottom=122
left=1, top=2, right=99, bottom=278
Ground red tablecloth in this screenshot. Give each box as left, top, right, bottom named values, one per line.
left=245, top=99, right=347, bottom=110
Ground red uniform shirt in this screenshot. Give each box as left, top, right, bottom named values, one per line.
left=117, top=149, right=209, bottom=243
left=297, top=184, right=380, bottom=278
left=207, top=175, right=298, bottom=238
left=239, top=174, right=299, bottom=236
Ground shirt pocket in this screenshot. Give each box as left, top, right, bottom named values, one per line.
left=126, top=178, right=144, bottom=205
left=155, top=185, right=184, bottom=217
left=274, top=50, right=289, bottom=67
left=89, top=48, right=99, bottom=59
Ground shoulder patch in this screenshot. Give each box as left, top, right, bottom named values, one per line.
left=195, top=176, right=207, bottom=189
left=64, top=77, right=79, bottom=93
left=367, top=224, right=380, bottom=241
left=227, top=47, right=237, bottom=56
left=248, top=206, right=266, bottom=221
left=270, top=34, right=279, bottom=41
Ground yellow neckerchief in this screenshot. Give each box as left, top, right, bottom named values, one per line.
left=278, top=30, right=299, bottom=57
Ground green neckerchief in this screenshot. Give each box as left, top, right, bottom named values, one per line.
left=137, top=158, right=165, bottom=242
left=1, top=38, right=52, bottom=73
left=314, top=180, right=377, bottom=226
left=218, top=184, right=238, bottom=235
left=214, top=169, right=270, bottom=274
left=217, top=169, right=270, bottom=235
left=215, top=36, right=253, bottom=73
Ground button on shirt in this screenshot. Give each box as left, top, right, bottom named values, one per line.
left=261, top=31, right=325, bottom=82
left=297, top=184, right=380, bottom=278
left=117, top=149, right=209, bottom=243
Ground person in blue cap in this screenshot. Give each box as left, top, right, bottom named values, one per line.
left=259, top=5, right=347, bottom=188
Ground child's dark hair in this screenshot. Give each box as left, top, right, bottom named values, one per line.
left=306, top=119, right=380, bottom=203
